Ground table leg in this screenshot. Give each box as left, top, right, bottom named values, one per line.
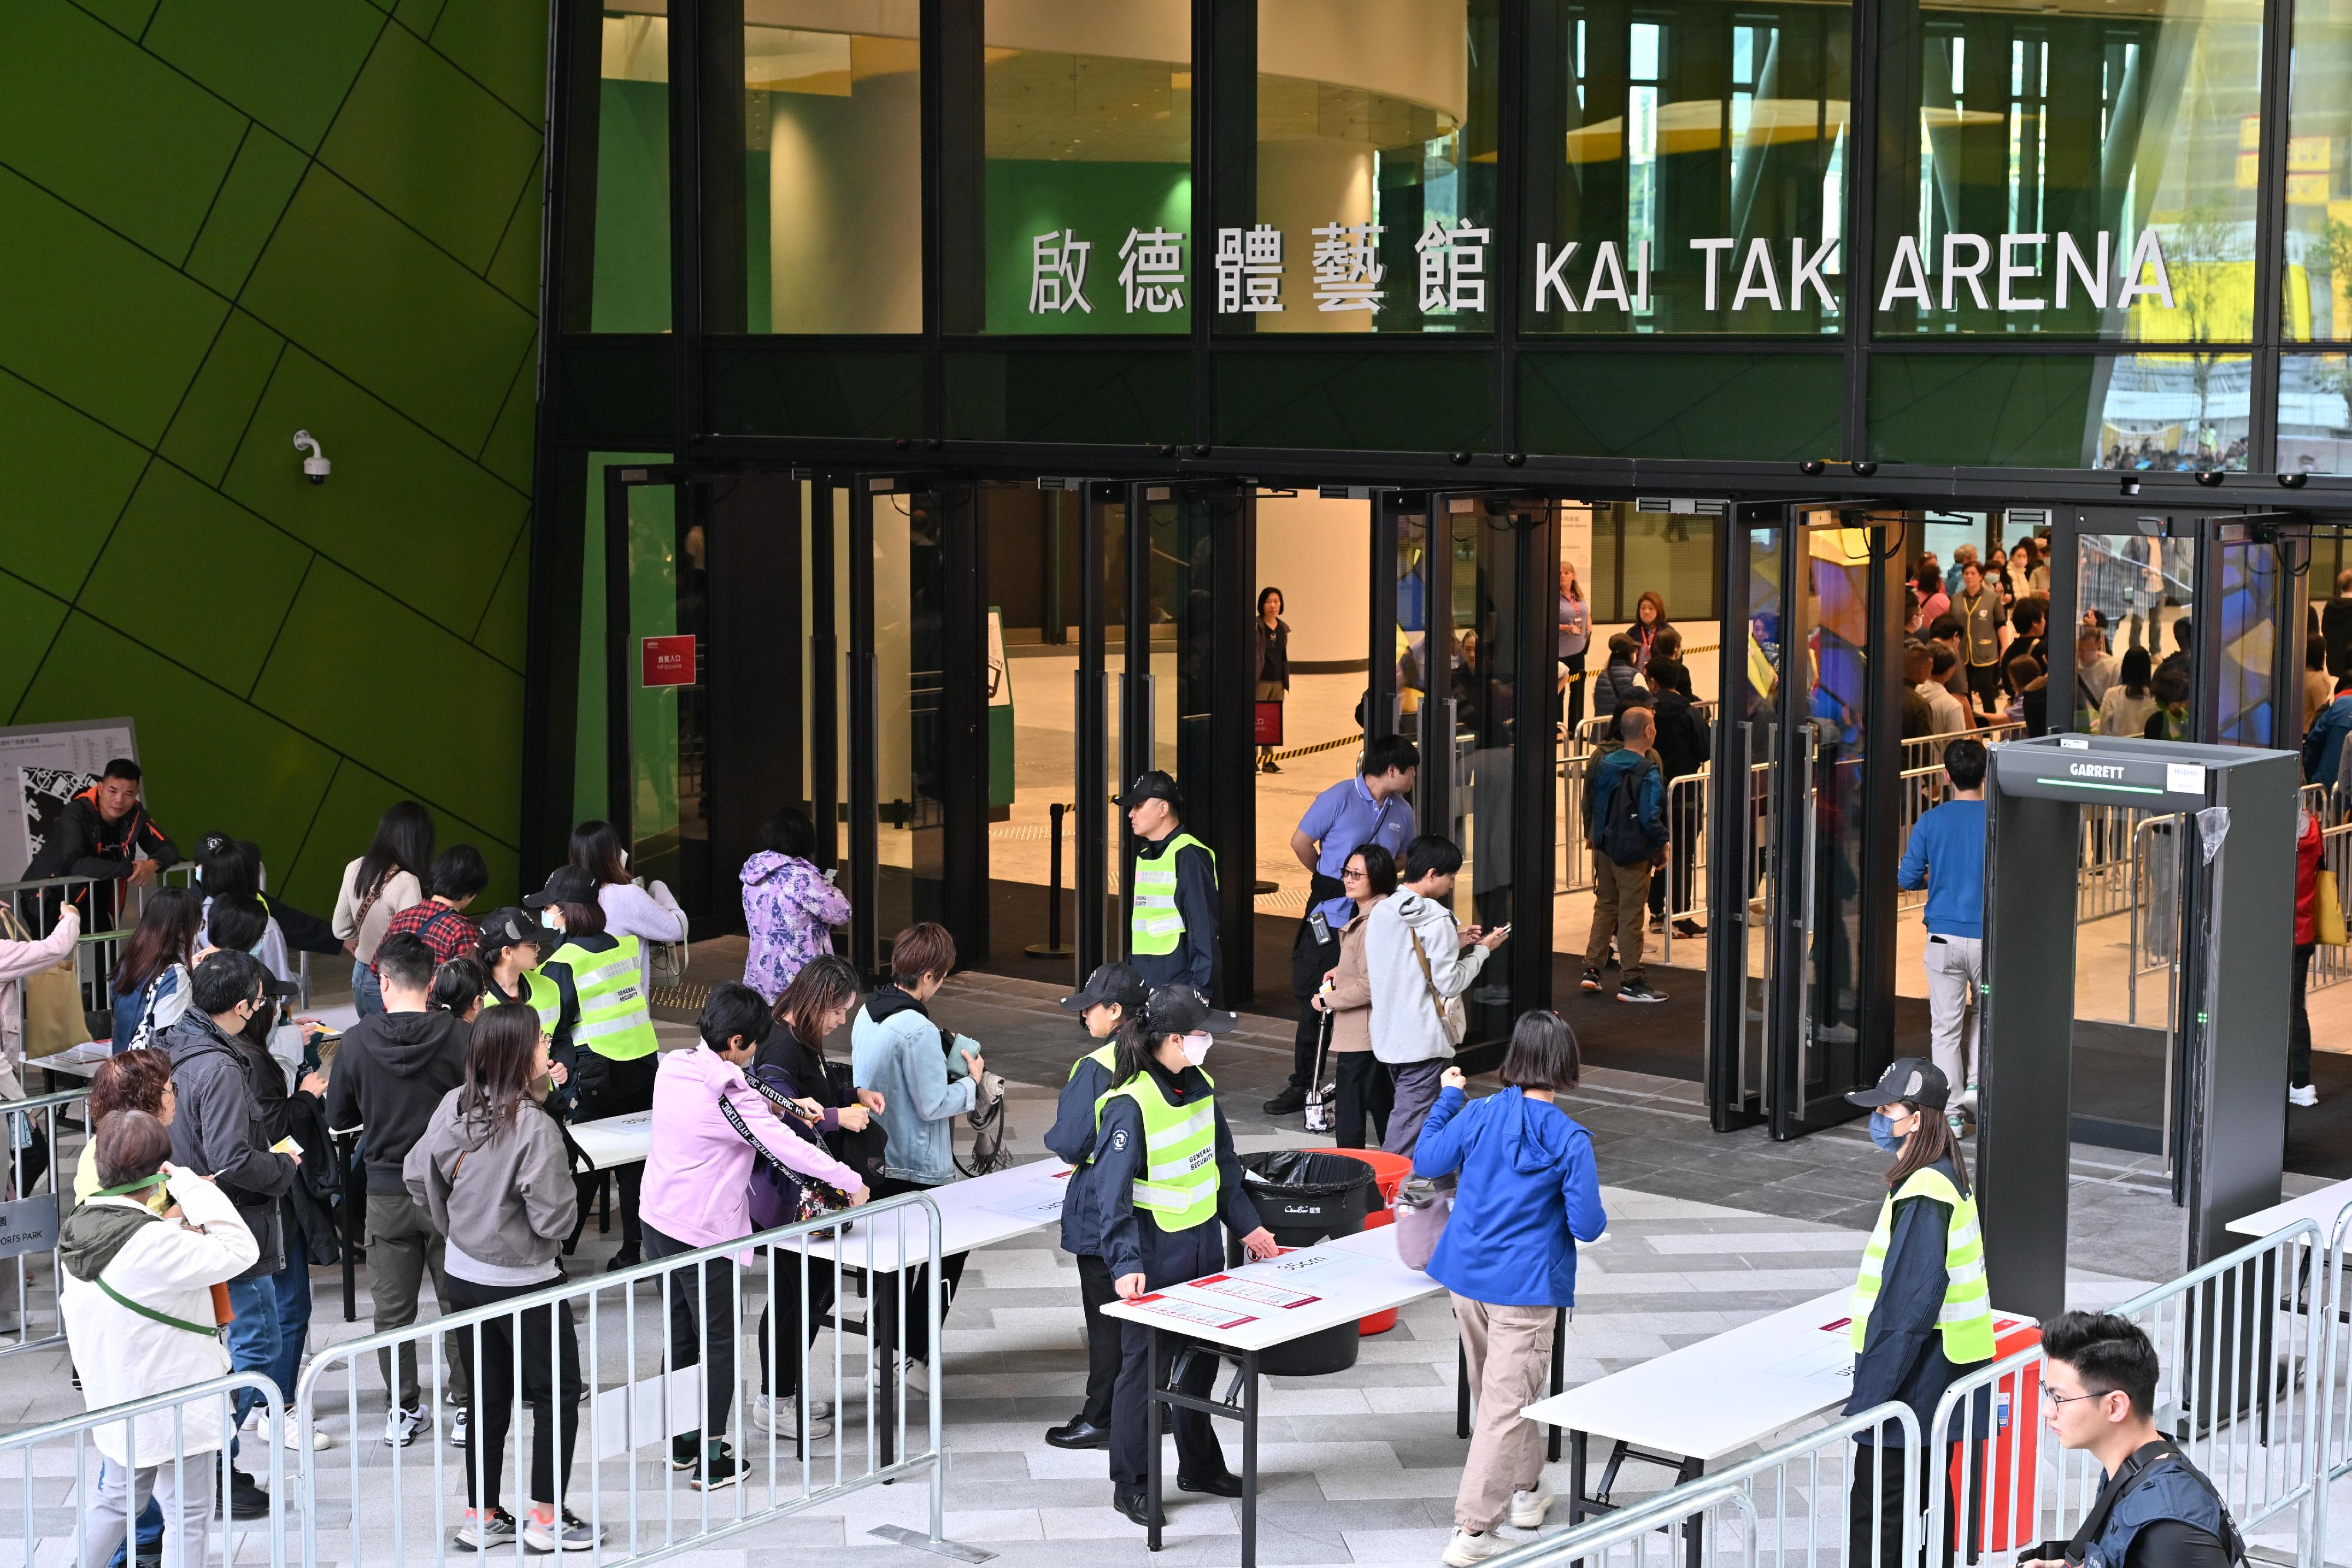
left=874, top=1265, right=900, bottom=1470
left=1457, top=1338, right=1471, bottom=1439
left=1568, top=1430, right=1588, bottom=1526
left=1679, top=1457, right=1705, bottom=1568
left=599, top=1171, right=611, bottom=1233
left=1241, top=1349, right=1259, bottom=1568
left=1147, top=1325, right=1165, bottom=1552
left=1549, top=1308, right=1565, bottom=1463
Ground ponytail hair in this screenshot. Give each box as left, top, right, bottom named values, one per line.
left=1887, top=1101, right=1971, bottom=1196
left=1110, top=1016, right=1169, bottom=1087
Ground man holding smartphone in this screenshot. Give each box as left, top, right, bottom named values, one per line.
left=1266, top=736, right=1421, bottom=1118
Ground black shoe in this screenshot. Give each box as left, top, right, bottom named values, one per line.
left=229, top=1472, right=271, bottom=1520
left=1579, top=966, right=1603, bottom=994
left=1045, top=1416, right=1111, bottom=1450
left=606, top=1244, right=642, bottom=1272
left=1111, top=1488, right=1157, bottom=1529
left=1616, top=978, right=1668, bottom=1004
left=1263, top=761, right=1281, bottom=774
left=1178, top=1470, right=1245, bottom=1497
left=1673, top=918, right=1705, bottom=937
left=1261, top=1086, right=1307, bottom=1116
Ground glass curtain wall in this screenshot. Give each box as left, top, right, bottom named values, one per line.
left=1242, top=0, right=1502, bottom=334
left=985, top=4, right=1194, bottom=333
left=740, top=4, right=923, bottom=333
left=583, top=5, right=673, bottom=332
left=1525, top=0, right=1850, bottom=333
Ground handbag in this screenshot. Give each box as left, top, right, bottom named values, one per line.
left=1394, top=1175, right=1452, bottom=1271
left=0, top=904, right=87, bottom=1058
left=2319, top=868, right=2348, bottom=947
left=1409, top=929, right=1469, bottom=1048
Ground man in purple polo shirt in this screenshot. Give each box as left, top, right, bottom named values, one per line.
left=1264, top=735, right=1420, bottom=1117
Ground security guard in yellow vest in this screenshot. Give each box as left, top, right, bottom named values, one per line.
left=1041, top=962, right=1152, bottom=1453
left=475, top=906, right=560, bottom=1024
left=1094, top=985, right=1279, bottom=1529
left=1842, top=1058, right=1996, bottom=1568
left=527, top=865, right=662, bottom=1268
left=1120, top=771, right=1219, bottom=995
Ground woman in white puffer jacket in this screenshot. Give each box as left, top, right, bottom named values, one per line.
left=59, top=1109, right=258, bottom=1568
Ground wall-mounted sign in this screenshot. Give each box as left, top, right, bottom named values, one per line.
left=1027, top=222, right=2180, bottom=320
left=641, top=634, right=696, bottom=688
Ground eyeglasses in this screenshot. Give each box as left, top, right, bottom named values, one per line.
left=2040, top=1385, right=2102, bottom=1410
left=1341, top=867, right=1367, bottom=881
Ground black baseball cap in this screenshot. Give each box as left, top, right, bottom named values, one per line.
left=479, top=906, right=554, bottom=952
left=1143, top=984, right=1237, bottom=1037
left=1846, top=1057, right=1950, bottom=1111
left=523, top=865, right=597, bottom=910
left=1061, top=961, right=1149, bottom=1017
left=1118, top=770, right=1185, bottom=812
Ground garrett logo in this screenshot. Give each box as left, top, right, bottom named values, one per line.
left=2067, top=763, right=2125, bottom=780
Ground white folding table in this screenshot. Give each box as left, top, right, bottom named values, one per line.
left=1519, top=1290, right=2032, bottom=1568
left=1100, top=1226, right=1459, bottom=1568
left=2226, top=1178, right=2352, bottom=1241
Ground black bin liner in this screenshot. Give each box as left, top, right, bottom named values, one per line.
left=1229, top=1151, right=1379, bottom=1376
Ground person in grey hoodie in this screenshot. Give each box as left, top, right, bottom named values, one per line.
left=1364, top=837, right=1509, bottom=1156
left=405, top=1002, right=598, bottom=1554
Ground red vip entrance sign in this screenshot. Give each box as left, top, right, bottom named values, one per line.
left=641, top=634, right=696, bottom=687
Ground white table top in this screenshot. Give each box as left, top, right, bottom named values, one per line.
left=2227, top=1178, right=2352, bottom=1240
left=779, top=1157, right=1077, bottom=1274
left=1100, top=1225, right=1446, bottom=1354
left=568, top=1109, right=654, bottom=1171
left=1518, top=1290, right=2033, bottom=1463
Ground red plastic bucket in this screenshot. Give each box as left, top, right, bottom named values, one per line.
left=1323, top=1149, right=1414, bottom=1335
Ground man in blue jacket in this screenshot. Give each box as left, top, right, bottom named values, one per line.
left=2304, top=673, right=2352, bottom=788
left=1579, top=707, right=1669, bottom=1004
left=1897, top=737, right=1987, bottom=1132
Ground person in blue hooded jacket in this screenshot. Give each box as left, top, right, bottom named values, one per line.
left=1411, top=1011, right=1607, bottom=1567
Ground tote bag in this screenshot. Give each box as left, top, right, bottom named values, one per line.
left=0, top=904, right=86, bottom=1058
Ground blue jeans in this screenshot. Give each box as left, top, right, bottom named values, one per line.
left=351, top=959, right=383, bottom=1017
left=269, top=1224, right=310, bottom=1407
left=225, top=1276, right=282, bottom=1462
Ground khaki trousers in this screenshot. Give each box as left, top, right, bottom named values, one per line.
left=1585, top=855, right=1653, bottom=980
left=1451, top=1294, right=1557, bottom=1532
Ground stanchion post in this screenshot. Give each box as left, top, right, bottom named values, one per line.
left=1026, top=802, right=1074, bottom=958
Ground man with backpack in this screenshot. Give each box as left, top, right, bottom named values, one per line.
left=1580, top=707, right=1669, bottom=1004
left=1643, top=651, right=1709, bottom=938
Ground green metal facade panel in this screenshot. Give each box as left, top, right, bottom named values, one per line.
left=0, top=0, right=546, bottom=912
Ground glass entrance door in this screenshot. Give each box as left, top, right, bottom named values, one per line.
left=1379, top=493, right=1561, bottom=1057
left=1765, top=506, right=1909, bottom=1139
left=1706, top=506, right=1785, bottom=1131
left=846, top=473, right=984, bottom=982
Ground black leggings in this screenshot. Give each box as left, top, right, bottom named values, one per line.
left=1333, top=1052, right=1392, bottom=1149
left=757, top=1253, right=837, bottom=1398
left=444, top=1275, right=582, bottom=1514
left=642, top=1222, right=739, bottom=1442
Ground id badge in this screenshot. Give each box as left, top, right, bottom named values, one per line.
left=1308, top=910, right=1332, bottom=946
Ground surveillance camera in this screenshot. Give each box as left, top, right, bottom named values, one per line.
left=293, top=430, right=330, bottom=485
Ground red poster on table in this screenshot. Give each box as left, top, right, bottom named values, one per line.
left=642, top=635, right=696, bottom=687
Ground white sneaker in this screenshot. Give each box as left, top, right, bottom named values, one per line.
left=1509, top=1484, right=1553, bottom=1529
left=449, top=1406, right=469, bottom=1449
left=2291, top=1084, right=2320, bottom=1107
left=900, top=1360, right=930, bottom=1394
left=282, top=1409, right=330, bottom=1452
left=385, top=1406, right=428, bottom=1448
left=1444, top=1528, right=1505, bottom=1566
left=751, top=1393, right=834, bottom=1440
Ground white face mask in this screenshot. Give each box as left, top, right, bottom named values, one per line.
left=542, top=907, right=565, bottom=934
left=1178, top=1032, right=1212, bottom=1066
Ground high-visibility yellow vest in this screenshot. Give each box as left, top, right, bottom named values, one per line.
left=1095, top=1069, right=1221, bottom=1232
left=485, top=969, right=559, bottom=1032
left=1131, top=833, right=1213, bottom=956
left=544, top=935, right=657, bottom=1061
left=1850, top=1165, right=1994, bottom=1363
left=1068, top=1041, right=1117, bottom=1081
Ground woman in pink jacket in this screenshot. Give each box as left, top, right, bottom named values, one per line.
left=639, top=982, right=866, bottom=1491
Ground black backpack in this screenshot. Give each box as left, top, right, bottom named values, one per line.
left=1598, top=755, right=1659, bottom=866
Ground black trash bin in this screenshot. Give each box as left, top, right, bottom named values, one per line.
left=1233, top=1151, right=1381, bottom=1376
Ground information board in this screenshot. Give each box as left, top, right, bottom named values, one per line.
left=0, top=719, right=140, bottom=882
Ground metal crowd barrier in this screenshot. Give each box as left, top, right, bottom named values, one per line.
left=295, top=1191, right=950, bottom=1568
left=1926, top=1222, right=2329, bottom=1568
left=3, top=1369, right=289, bottom=1568
left=1485, top=1403, right=1923, bottom=1568
left=0, top=1085, right=93, bottom=1357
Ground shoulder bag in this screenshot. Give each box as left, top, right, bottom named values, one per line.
left=1409, top=927, right=1469, bottom=1048
left=1394, top=1175, right=1452, bottom=1271
left=0, top=903, right=88, bottom=1058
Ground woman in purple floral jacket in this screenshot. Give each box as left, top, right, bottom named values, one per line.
left=740, top=808, right=852, bottom=1002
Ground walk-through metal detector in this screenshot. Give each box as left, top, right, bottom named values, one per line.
left=1979, top=735, right=2295, bottom=1323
